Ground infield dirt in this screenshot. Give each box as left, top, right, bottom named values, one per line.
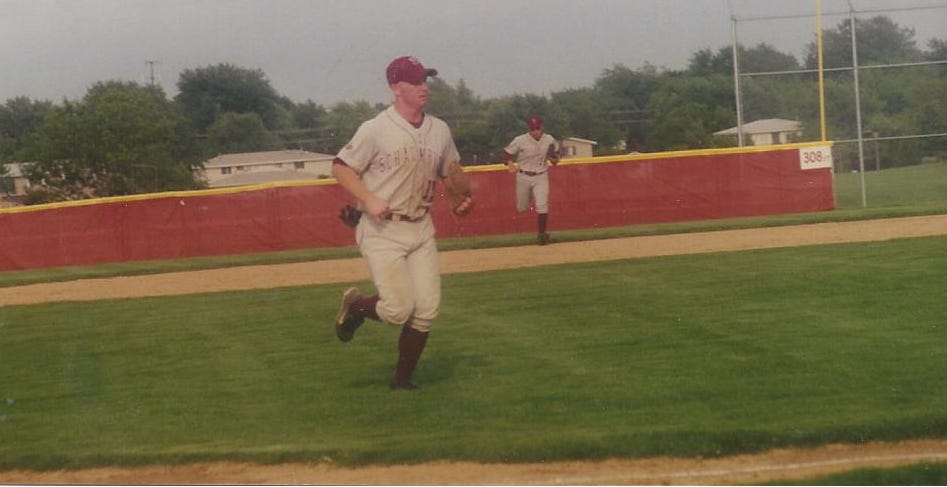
left=4, top=214, right=947, bottom=307
left=2, top=214, right=946, bottom=484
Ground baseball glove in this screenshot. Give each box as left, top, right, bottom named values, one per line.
left=443, top=160, right=474, bottom=216
left=547, top=144, right=560, bottom=165
left=339, top=204, right=362, bottom=228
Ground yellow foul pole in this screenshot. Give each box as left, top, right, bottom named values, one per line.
left=816, top=0, right=827, bottom=141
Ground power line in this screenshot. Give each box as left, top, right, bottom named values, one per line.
left=834, top=132, right=947, bottom=144
left=734, top=4, right=947, bottom=22
left=741, top=59, right=947, bottom=78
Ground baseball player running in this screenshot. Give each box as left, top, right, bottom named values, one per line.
left=503, top=114, right=560, bottom=245
left=331, top=55, right=474, bottom=391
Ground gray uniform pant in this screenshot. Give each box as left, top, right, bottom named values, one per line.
left=356, top=216, right=439, bottom=333
left=516, top=171, right=550, bottom=214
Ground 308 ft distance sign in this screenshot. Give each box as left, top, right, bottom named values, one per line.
left=799, top=145, right=833, bottom=170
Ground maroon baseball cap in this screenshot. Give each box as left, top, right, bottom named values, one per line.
left=386, top=56, right=438, bottom=85
left=527, top=114, right=543, bottom=129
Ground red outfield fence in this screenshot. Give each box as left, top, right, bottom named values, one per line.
left=0, top=143, right=834, bottom=271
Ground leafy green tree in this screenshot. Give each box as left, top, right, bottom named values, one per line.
left=269, top=99, right=296, bottom=134
left=688, top=43, right=799, bottom=76
left=206, top=112, right=281, bottom=154
left=426, top=78, right=494, bottom=163
left=821, top=74, right=871, bottom=141
left=740, top=76, right=818, bottom=123
left=880, top=73, right=947, bottom=165
left=427, top=78, right=482, bottom=122
left=593, top=64, right=663, bottom=148
left=0, top=97, right=52, bottom=194
left=175, top=63, right=283, bottom=133
left=909, top=75, right=947, bottom=135
left=685, top=43, right=802, bottom=139
left=274, top=99, right=331, bottom=152
left=804, top=16, right=923, bottom=69
left=594, top=63, right=661, bottom=111
left=794, top=17, right=944, bottom=167
left=290, top=99, right=328, bottom=130
left=19, top=81, right=203, bottom=203
left=644, top=75, right=735, bottom=151
left=741, top=43, right=801, bottom=73
left=551, top=88, right=622, bottom=153
left=452, top=121, right=495, bottom=164
left=0, top=164, right=9, bottom=194
left=0, top=96, right=54, bottom=161
left=925, top=38, right=947, bottom=63
left=688, top=48, right=730, bottom=77
left=322, top=101, right=380, bottom=153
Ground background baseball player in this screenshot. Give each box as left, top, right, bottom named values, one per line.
left=503, top=114, right=560, bottom=245
left=331, top=55, right=473, bottom=391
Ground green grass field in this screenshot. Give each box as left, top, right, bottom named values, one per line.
left=767, top=461, right=947, bottom=485
left=1, top=235, right=945, bottom=470
left=833, top=160, right=947, bottom=210
left=1, top=161, right=945, bottom=482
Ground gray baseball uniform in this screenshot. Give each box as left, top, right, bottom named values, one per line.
left=504, top=132, right=558, bottom=213
left=332, top=55, right=466, bottom=391
left=337, top=106, right=460, bottom=333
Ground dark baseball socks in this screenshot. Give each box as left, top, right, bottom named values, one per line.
left=347, top=296, right=428, bottom=391
left=538, top=213, right=550, bottom=245
left=391, top=325, right=429, bottom=391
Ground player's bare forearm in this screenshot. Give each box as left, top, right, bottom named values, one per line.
left=331, top=163, right=371, bottom=202
left=503, top=151, right=517, bottom=173
left=332, top=162, right=390, bottom=220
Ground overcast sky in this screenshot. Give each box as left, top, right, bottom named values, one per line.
left=2, top=0, right=944, bottom=106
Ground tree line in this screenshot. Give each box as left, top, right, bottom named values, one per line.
left=1, top=15, right=944, bottom=204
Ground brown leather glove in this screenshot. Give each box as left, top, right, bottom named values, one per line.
left=443, top=160, right=474, bottom=216
left=338, top=205, right=362, bottom=228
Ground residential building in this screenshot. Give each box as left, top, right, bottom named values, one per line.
left=1, top=162, right=30, bottom=207
left=560, top=137, right=598, bottom=159
left=199, top=150, right=334, bottom=188
left=713, top=119, right=803, bottom=146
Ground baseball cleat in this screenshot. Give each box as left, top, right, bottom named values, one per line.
left=538, top=233, right=550, bottom=246
left=335, top=287, right=364, bottom=342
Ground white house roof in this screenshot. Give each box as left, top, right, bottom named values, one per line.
left=204, top=150, right=334, bottom=168
left=714, top=119, right=802, bottom=136
left=211, top=170, right=328, bottom=188
left=562, top=136, right=599, bottom=145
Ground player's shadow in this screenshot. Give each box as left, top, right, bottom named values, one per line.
left=419, top=351, right=490, bottom=386
left=349, top=351, right=490, bottom=389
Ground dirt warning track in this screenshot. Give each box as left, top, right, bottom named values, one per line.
left=2, top=440, right=946, bottom=485
left=2, top=214, right=946, bottom=306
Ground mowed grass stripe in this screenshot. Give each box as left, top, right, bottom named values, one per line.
left=0, top=235, right=944, bottom=469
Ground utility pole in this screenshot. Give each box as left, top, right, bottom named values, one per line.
left=145, top=60, right=159, bottom=86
